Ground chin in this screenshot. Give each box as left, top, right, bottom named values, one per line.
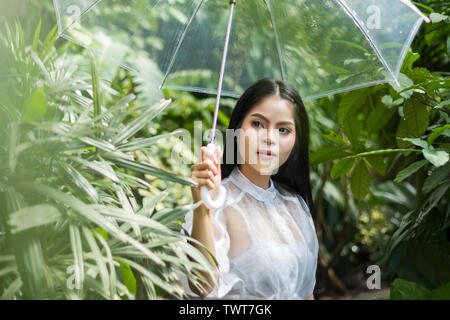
left=249, top=162, right=279, bottom=176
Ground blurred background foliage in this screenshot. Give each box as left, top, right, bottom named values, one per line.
left=0, top=0, right=449, bottom=300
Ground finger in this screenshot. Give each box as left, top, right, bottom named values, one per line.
left=201, top=159, right=218, bottom=175
left=193, top=159, right=218, bottom=176
left=197, top=177, right=215, bottom=190
left=214, top=145, right=221, bottom=161
left=207, top=178, right=215, bottom=190
left=206, top=159, right=219, bottom=175
left=193, top=170, right=214, bottom=180
left=199, top=146, right=205, bottom=163
left=214, top=145, right=221, bottom=167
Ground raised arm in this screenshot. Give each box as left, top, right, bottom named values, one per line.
left=188, top=145, right=222, bottom=297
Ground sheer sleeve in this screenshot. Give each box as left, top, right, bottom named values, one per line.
left=296, top=194, right=319, bottom=298
left=179, top=188, right=249, bottom=299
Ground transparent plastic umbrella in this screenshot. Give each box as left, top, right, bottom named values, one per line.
left=53, top=0, right=429, bottom=209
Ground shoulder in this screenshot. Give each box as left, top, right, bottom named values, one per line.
left=221, top=175, right=244, bottom=201
left=273, top=180, right=296, bottom=198
left=274, top=181, right=312, bottom=219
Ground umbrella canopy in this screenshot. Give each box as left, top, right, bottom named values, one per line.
left=53, top=0, right=429, bottom=102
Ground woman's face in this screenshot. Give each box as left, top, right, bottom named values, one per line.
left=237, top=95, right=296, bottom=175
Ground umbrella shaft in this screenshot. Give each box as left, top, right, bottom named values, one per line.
left=210, top=0, right=237, bottom=145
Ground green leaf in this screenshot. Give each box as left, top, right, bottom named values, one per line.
left=39, top=25, right=57, bottom=61
left=399, top=138, right=449, bottom=167
left=89, top=52, right=101, bottom=122
left=366, top=103, right=396, bottom=135
left=428, top=124, right=450, bottom=145
left=435, top=99, right=450, bottom=110
left=69, top=224, right=85, bottom=291
left=381, top=95, right=403, bottom=108
left=394, top=159, right=428, bottom=183
left=82, top=226, right=110, bottom=296
left=116, top=257, right=183, bottom=296
left=321, top=130, right=346, bottom=146
left=78, top=136, right=116, bottom=153
left=351, top=160, right=370, bottom=200
left=403, top=99, right=429, bottom=137
left=137, top=190, right=170, bottom=217
left=31, top=19, right=42, bottom=52
left=389, top=73, right=414, bottom=99
left=95, top=227, right=108, bottom=241
left=416, top=282, right=450, bottom=299
left=151, top=204, right=196, bottom=227
left=330, top=158, right=354, bottom=180
left=310, top=145, right=350, bottom=165
left=112, top=98, right=172, bottom=145
left=406, top=67, right=441, bottom=82
left=331, top=40, right=369, bottom=53
left=106, top=156, right=197, bottom=187
left=72, top=157, right=119, bottom=183
left=19, top=182, right=166, bottom=267
left=93, top=229, right=117, bottom=298
left=337, top=88, right=369, bottom=125
left=447, top=37, right=450, bottom=57
left=390, top=278, right=429, bottom=300
left=399, top=137, right=427, bottom=148
left=422, top=147, right=449, bottom=167
left=423, top=162, right=450, bottom=193
left=430, top=12, right=449, bottom=23
left=1, top=278, right=22, bottom=299
left=401, top=51, right=420, bottom=71
left=94, top=206, right=174, bottom=234
left=21, top=88, right=47, bottom=122
left=115, top=186, right=141, bottom=240
left=366, top=154, right=388, bottom=175
left=61, top=163, right=99, bottom=203
left=4, top=189, right=46, bottom=299
left=119, top=262, right=136, bottom=295
left=8, top=204, right=61, bottom=234
left=343, top=114, right=362, bottom=145
left=0, top=266, right=17, bottom=278
left=117, top=129, right=185, bottom=152
left=396, top=120, right=415, bottom=148
left=317, top=64, right=351, bottom=74
left=93, top=94, right=136, bottom=124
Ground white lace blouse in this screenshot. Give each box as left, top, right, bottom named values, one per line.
left=179, top=165, right=319, bottom=300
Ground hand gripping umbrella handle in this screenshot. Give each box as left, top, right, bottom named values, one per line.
left=200, top=143, right=226, bottom=210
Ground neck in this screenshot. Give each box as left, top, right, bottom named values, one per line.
left=238, top=164, right=271, bottom=190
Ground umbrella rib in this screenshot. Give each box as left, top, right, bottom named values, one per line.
left=54, top=0, right=103, bottom=38
left=263, top=0, right=287, bottom=81
left=399, top=0, right=430, bottom=23
left=335, top=0, right=400, bottom=87
left=160, top=0, right=205, bottom=90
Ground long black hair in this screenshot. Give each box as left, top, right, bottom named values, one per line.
left=220, top=78, right=315, bottom=220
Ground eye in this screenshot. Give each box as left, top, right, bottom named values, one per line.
left=279, top=128, right=291, bottom=134
left=252, top=121, right=263, bottom=128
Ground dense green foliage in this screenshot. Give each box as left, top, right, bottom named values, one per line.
left=0, top=18, right=218, bottom=299
left=0, top=0, right=449, bottom=299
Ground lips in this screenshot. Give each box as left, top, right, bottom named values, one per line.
left=257, top=150, right=276, bottom=156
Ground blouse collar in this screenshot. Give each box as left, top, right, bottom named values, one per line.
left=229, top=166, right=277, bottom=203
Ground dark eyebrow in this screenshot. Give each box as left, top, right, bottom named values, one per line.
left=250, top=113, right=295, bottom=127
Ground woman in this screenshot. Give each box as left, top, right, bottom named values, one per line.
left=182, top=78, right=318, bottom=300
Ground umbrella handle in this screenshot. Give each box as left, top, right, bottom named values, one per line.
left=200, top=0, right=235, bottom=210
left=200, top=143, right=226, bottom=210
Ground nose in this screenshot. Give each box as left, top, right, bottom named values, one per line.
left=263, top=128, right=277, bottom=146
